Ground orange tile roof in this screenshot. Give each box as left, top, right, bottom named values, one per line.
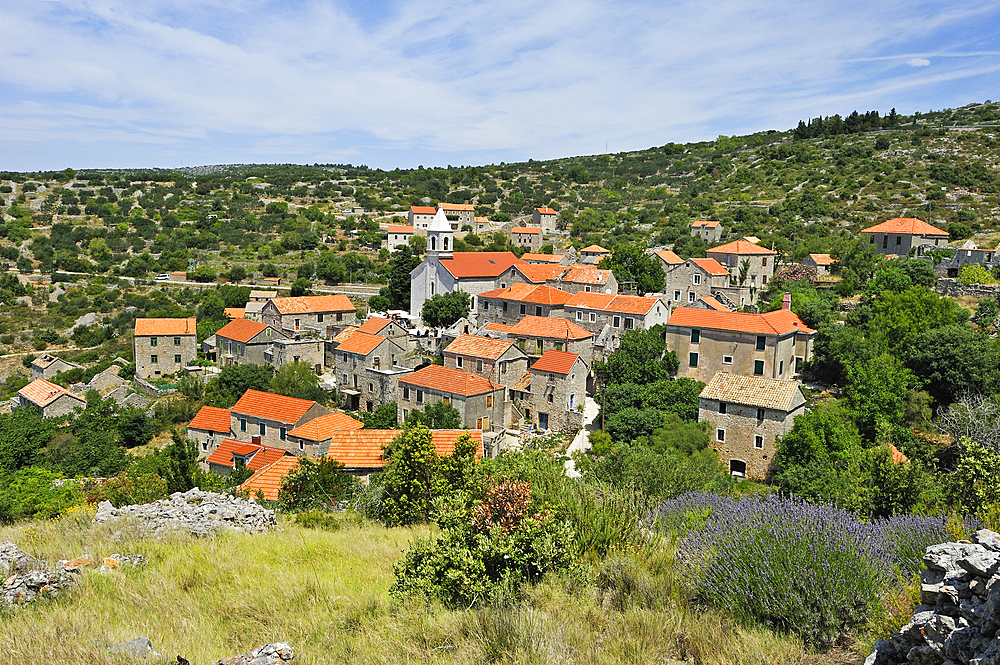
left=325, top=430, right=484, bottom=469
left=215, top=318, right=271, bottom=343
left=698, top=296, right=728, bottom=311
left=699, top=373, right=803, bottom=411
left=692, top=220, right=720, bottom=228
left=536, top=207, right=557, bottom=215
left=410, top=206, right=436, bottom=215
left=206, top=438, right=288, bottom=471
left=512, top=226, right=542, bottom=234
left=653, top=249, right=684, bottom=265
left=224, top=307, right=245, bottom=319
left=357, top=317, right=393, bottom=335
left=399, top=365, right=502, bottom=396
left=580, top=245, right=610, bottom=254
left=485, top=322, right=518, bottom=334
left=331, top=326, right=360, bottom=345
left=707, top=240, right=776, bottom=255
left=564, top=292, right=615, bottom=310
left=559, top=266, right=611, bottom=286
left=440, top=252, right=526, bottom=279
left=511, top=371, right=532, bottom=392
left=478, top=283, right=573, bottom=306
left=565, top=292, right=662, bottom=315
left=521, top=253, right=563, bottom=263
left=187, top=405, right=233, bottom=433
left=861, top=217, right=947, bottom=236
left=18, top=378, right=84, bottom=408
left=239, top=457, right=300, bottom=501
left=336, top=331, right=386, bottom=355
left=441, top=203, right=475, bottom=211
left=667, top=307, right=814, bottom=335
left=509, top=315, right=592, bottom=340
left=530, top=349, right=580, bottom=375
left=445, top=334, right=516, bottom=360
left=514, top=263, right=565, bottom=283
left=387, top=225, right=414, bottom=233
left=231, top=389, right=319, bottom=424
left=271, top=295, right=355, bottom=315
left=134, top=317, right=197, bottom=336
left=287, top=412, right=364, bottom=442
left=691, top=257, right=730, bottom=276
left=807, top=253, right=836, bottom=265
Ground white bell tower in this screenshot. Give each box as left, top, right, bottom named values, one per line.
left=426, top=206, right=454, bottom=260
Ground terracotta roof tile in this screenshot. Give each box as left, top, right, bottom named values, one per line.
left=445, top=334, right=516, bottom=360
left=536, top=207, right=557, bottom=215
left=513, top=263, right=565, bottom=283
left=565, top=292, right=663, bottom=315
left=331, top=326, right=360, bottom=345
left=530, top=350, right=580, bottom=375
left=358, top=317, right=393, bottom=335
left=18, top=378, right=84, bottom=408
left=134, top=317, right=197, bottom=336
left=698, top=296, right=729, bottom=311
left=699, top=372, right=804, bottom=411
left=558, top=266, right=611, bottom=286
left=231, top=389, right=320, bottom=424
left=887, top=443, right=909, bottom=465
left=564, top=292, right=616, bottom=310
left=653, top=249, right=684, bottom=265
left=287, top=412, right=364, bottom=441
left=224, top=308, right=245, bottom=319
left=511, top=371, right=532, bottom=392
left=215, top=318, right=271, bottom=343
left=188, top=405, right=233, bottom=433
left=206, top=438, right=288, bottom=471
left=336, top=331, right=386, bottom=355
left=692, top=220, right=720, bottom=228
left=512, top=227, right=541, bottom=234
left=410, top=206, right=436, bottom=214
left=690, top=257, right=730, bottom=276
left=521, top=253, right=563, bottom=263
left=440, top=203, right=475, bottom=211
left=760, top=309, right=816, bottom=334
left=509, top=315, right=592, bottom=340
left=398, top=365, right=502, bottom=396
left=239, top=457, right=300, bottom=501
left=478, top=283, right=573, bottom=306
left=667, top=307, right=814, bottom=335
left=485, top=322, right=518, bottom=334
left=439, top=252, right=526, bottom=279
left=325, top=430, right=484, bottom=469
left=580, top=245, right=610, bottom=254
left=707, top=240, right=776, bottom=255
left=249, top=290, right=278, bottom=299
left=807, top=253, right=835, bottom=265
left=271, top=295, right=355, bottom=314
left=861, top=217, right=948, bottom=236
left=387, top=225, right=414, bottom=233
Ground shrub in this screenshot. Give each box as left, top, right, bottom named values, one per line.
left=85, top=470, right=168, bottom=507
left=293, top=509, right=342, bottom=531
left=0, top=467, right=84, bottom=522
left=278, top=456, right=357, bottom=512
left=959, top=264, right=994, bottom=285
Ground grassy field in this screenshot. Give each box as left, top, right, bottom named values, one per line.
left=0, top=508, right=866, bottom=665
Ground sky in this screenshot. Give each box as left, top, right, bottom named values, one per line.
left=1, top=0, right=999, bottom=172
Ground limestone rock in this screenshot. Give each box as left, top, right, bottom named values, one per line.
left=92, top=488, right=276, bottom=537
left=215, top=642, right=294, bottom=665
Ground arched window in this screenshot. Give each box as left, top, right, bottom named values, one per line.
left=443, top=237, right=449, bottom=250
left=430, top=282, right=435, bottom=295
left=430, top=236, right=437, bottom=251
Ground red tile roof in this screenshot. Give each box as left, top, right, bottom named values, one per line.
left=565, top=292, right=663, bottom=315
left=653, top=249, right=684, bottom=265
left=699, top=373, right=803, bottom=411
left=336, top=331, right=386, bottom=355
left=331, top=326, right=360, bottom=345
left=530, top=350, right=581, bottom=375
left=887, top=443, right=910, bottom=465
left=223, top=308, right=245, bottom=319
left=580, top=245, right=610, bottom=254
left=18, top=378, right=84, bottom=408
left=514, top=263, right=566, bottom=283
left=485, top=322, right=518, bottom=334
left=536, top=207, right=557, bottom=215
left=230, top=389, right=319, bottom=424
left=206, top=438, right=288, bottom=471
left=439, top=252, right=526, bottom=279
left=807, top=253, right=836, bottom=265
left=134, top=317, right=197, bottom=336
left=478, top=283, right=573, bottom=306
left=399, top=365, right=502, bottom=396
left=214, top=318, right=271, bottom=344
left=410, top=206, right=436, bottom=215
left=512, top=227, right=541, bottom=234
left=667, top=307, right=814, bottom=335
left=270, top=295, right=355, bottom=314
left=861, top=217, right=948, bottom=236
left=239, top=457, right=300, bottom=501
left=188, top=405, right=233, bottom=433
left=559, top=266, right=612, bottom=286
left=509, top=315, right=592, bottom=340
left=324, top=430, right=484, bottom=469
left=441, top=203, right=475, bottom=211
left=707, top=240, right=776, bottom=255
left=521, top=253, right=563, bottom=263
left=287, top=412, right=365, bottom=442
left=357, top=317, right=393, bottom=335
left=387, top=225, right=414, bottom=233
left=698, top=296, right=728, bottom=311
left=692, top=220, right=720, bottom=228
left=691, top=257, right=730, bottom=276
left=445, top=334, right=516, bottom=360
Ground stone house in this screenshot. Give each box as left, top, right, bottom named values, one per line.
left=187, top=405, right=235, bottom=458
left=532, top=207, right=557, bottom=234
left=230, top=389, right=329, bottom=451
left=665, top=304, right=816, bottom=384
left=651, top=249, right=684, bottom=275
left=499, top=262, right=617, bottom=295
left=407, top=205, right=437, bottom=232
left=440, top=203, right=475, bottom=229
left=477, top=284, right=573, bottom=326
left=562, top=293, right=671, bottom=350
left=484, top=315, right=594, bottom=369
left=861, top=217, right=948, bottom=257
left=510, top=227, right=543, bottom=252
left=508, top=350, right=587, bottom=433
left=579, top=245, right=610, bottom=265
left=285, top=411, right=365, bottom=458
left=88, top=366, right=127, bottom=394
left=331, top=331, right=408, bottom=412
left=31, top=354, right=83, bottom=381
left=357, top=316, right=411, bottom=346
left=205, top=438, right=289, bottom=476
left=244, top=301, right=266, bottom=322
left=133, top=317, right=197, bottom=380
left=691, top=220, right=724, bottom=243
left=663, top=257, right=732, bottom=308
left=265, top=338, right=325, bottom=373
left=802, top=254, right=836, bottom=276
left=239, top=457, right=301, bottom=501
left=397, top=365, right=505, bottom=431
left=698, top=372, right=806, bottom=479
left=319, top=430, right=483, bottom=482
left=214, top=318, right=287, bottom=368
left=262, top=295, right=357, bottom=338
left=387, top=224, right=414, bottom=251
left=705, top=240, right=777, bottom=306
left=12, top=378, right=86, bottom=418
left=249, top=290, right=277, bottom=303
left=443, top=334, right=529, bottom=387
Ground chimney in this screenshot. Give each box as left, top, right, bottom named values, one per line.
left=782, top=293, right=792, bottom=311
left=252, top=436, right=261, bottom=445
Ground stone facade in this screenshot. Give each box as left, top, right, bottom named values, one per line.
left=532, top=208, right=557, bottom=234
left=397, top=365, right=505, bottom=431
left=31, top=354, right=82, bottom=381
left=511, top=353, right=587, bottom=433
left=510, top=227, right=543, bottom=252
left=332, top=335, right=407, bottom=412
left=261, top=296, right=357, bottom=339
left=133, top=319, right=197, bottom=380
left=663, top=258, right=731, bottom=308
left=562, top=294, right=671, bottom=352
left=216, top=325, right=286, bottom=368
left=691, top=220, right=723, bottom=243
left=230, top=402, right=329, bottom=451
left=443, top=338, right=529, bottom=387
left=705, top=241, right=776, bottom=306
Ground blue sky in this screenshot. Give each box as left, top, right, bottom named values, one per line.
left=1, top=0, right=998, bottom=172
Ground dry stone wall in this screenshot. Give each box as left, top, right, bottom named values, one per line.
left=94, top=488, right=276, bottom=536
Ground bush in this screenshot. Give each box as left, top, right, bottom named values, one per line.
left=959, top=264, right=994, bottom=285
left=277, top=456, right=357, bottom=511
left=0, top=467, right=84, bottom=523
left=85, top=470, right=168, bottom=507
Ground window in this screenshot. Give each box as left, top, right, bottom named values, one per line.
left=547, top=394, right=553, bottom=403
left=279, top=427, right=287, bottom=441
left=554, top=341, right=563, bottom=351
left=755, top=335, right=766, bottom=351
left=519, top=304, right=526, bottom=315
left=757, top=408, right=765, bottom=422
left=442, top=396, right=450, bottom=405
left=487, top=394, right=493, bottom=408
left=870, top=234, right=875, bottom=244
left=896, top=235, right=902, bottom=246
left=761, top=257, right=767, bottom=267
left=317, top=314, right=324, bottom=323
left=416, top=389, right=423, bottom=404
left=403, top=386, right=410, bottom=400
left=723, top=355, right=733, bottom=364
left=299, top=440, right=304, bottom=451
left=795, top=356, right=803, bottom=373
left=500, top=283, right=506, bottom=289
left=624, top=318, right=634, bottom=330
left=589, top=312, right=596, bottom=323
left=762, top=275, right=768, bottom=285
left=402, top=409, right=408, bottom=420
left=674, top=290, right=681, bottom=301
left=369, top=383, right=374, bottom=392
left=536, top=340, right=543, bottom=354
left=882, top=235, right=888, bottom=249
left=483, top=301, right=490, bottom=311
left=476, top=359, right=483, bottom=372
left=689, top=352, right=699, bottom=367
left=754, top=435, right=764, bottom=449
left=150, top=337, right=157, bottom=347
left=174, top=354, right=181, bottom=364
left=585, top=286, right=591, bottom=292
left=240, top=418, right=247, bottom=432
left=613, top=315, right=621, bottom=327
left=341, top=373, right=348, bottom=384
left=693, top=273, right=702, bottom=285
left=729, top=460, right=746, bottom=477
left=457, top=357, right=463, bottom=368
left=535, top=305, right=542, bottom=316
left=373, top=356, right=380, bottom=369
left=576, top=311, right=583, bottom=321
left=719, top=401, right=727, bottom=414
left=342, top=352, right=348, bottom=362
left=202, top=441, right=208, bottom=451
left=753, top=359, right=764, bottom=375
left=236, top=344, right=242, bottom=354
left=477, top=418, right=483, bottom=429
left=518, top=339, right=526, bottom=350
left=502, top=302, right=507, bottom=312
left=259, top=423, right=266, bottom=436
left=294, top=318, right=300, bottom=330
left=173, top=336, right=180, bottom=346
left=151, top=354, right=158, bottom=364
left=688, top=291, right=696, bottom=302
left=779, top=360, right=784, bottom=375
left=717, top=428, right=725, bottom=442
left=690, top=329, right=700, bottom=344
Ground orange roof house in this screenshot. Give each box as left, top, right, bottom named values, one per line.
left=214, top=318, right=273, bottom=344
left=231, top=389, right=321, bottom=425
left=580, top=245, right=610, bottom=254
left=188, top=406, right=233, bottom=435
left=400, top=365, right=502, bottom=397
left=707, top=239, right=776, bottom=256
left=445, top=334, right=517, bottom=360
left=397, top=365, right=505, bottom=430
left=529, top=349, right=581, bottom=375
left=206, top=438, right=289, bottom=474
left=653, top=249, right=684, bottom=266
left=521, top=253, right=563, bottom=264
left=536, top=207, right=556, bottom=216
left=229, top=391, right=329, bottom=450
left=285, top=412, right=365, bottom=456
left=268, top=295, right=355, bottom=315
left=508, top=315, right=593, bottom=341
left=690, top=257, right=731, bottom=276
left=478, top=283, right=573, bottom=307
left=861, top=217, right=948, bottom=237
left=564, top=292, right=666, bottom=316
left=15, top=378, right=86, bottom=417
left=134, top=317, right=197, bottom=337
left=437, top=252, right=526, bottom=279
left=511, top=227, right=542, bottom=235
left=861, top=217, right=949, bottom=256
left=323, top=430, right=484, bottom=476
left=223, top=308, right=245, bottom=320
left=358, top=317, right=393, bottom=335
left=239, top=457, right=301, bottom=501
left=666, top=307, right=814, bottom=336
left=336, top=330, right=388, bottom=356
left=387, top=224, right=414, bottom=234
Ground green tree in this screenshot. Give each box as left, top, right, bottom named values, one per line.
left=405, top=400, right=462, bottom=429
left=278, top=456, right=357, bottom=511
left=290, top=277, right=312, bottom=297
left=379, top=424, right=446, bottom=526
left=209, top=364, right=275, bottom=407
left=845, top=354, right=917, bottom=442
left=421, top=291, right=470, bottom=327
left=959, top=264, right=994, bottom=285
left=189, top=265, right=217, bottom=283
left=386, top=246, right=420, bottom=310
left=598, top=242, right=665, bottom=295
left=595, top=325, right=678, bottom=386
left=270, top=361, right=327, bottom=403
left=908, top=325, right=999, bottom=407
left=360, top=402, right=398, bottom=429
left=226, top=265, right=248, bottom=283
left=868, top=286, right=967, bottom=356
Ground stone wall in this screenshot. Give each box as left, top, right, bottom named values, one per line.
left=936, top=278, right=1000, bottom=299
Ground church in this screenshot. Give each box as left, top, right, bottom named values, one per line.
left=409, top=207, right=526, bottom=320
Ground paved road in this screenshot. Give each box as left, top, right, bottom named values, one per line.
left=564, top=395, right=599, bottom=478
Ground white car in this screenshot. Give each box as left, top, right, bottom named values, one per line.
left=155, top=274, right=169, bottom=281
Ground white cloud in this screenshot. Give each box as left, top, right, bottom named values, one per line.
left=908, top=58, right=932, bottom=67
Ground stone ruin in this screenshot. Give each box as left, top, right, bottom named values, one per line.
left=94, top=487, right=276, bottom=537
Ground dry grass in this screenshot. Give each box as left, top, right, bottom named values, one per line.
left=0, top=511, right=864, bottom=665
